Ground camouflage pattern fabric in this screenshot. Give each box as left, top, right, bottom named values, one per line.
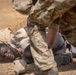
left=59, top=6, right=76, bottom=46
left=12, top=0, right=76, bottom=71
left=28, top=0, right=76, bottom=29
left=0, top=28, right=13, bottom=44
left=27, top=0, right=76, bottom=71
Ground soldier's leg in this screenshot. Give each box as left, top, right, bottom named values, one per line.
left=30, top=26, right=58, bottom=75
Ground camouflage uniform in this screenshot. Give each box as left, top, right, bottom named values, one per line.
left=59, top=6, right=76, bottom=46
left=12, top=0, right=76, bottom=72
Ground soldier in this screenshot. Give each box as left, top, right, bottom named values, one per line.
left=12, top=0, right=76, bottom=75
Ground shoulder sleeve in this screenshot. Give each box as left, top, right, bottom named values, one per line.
left=30, top=0, right=76, bottom=28
left=12, top=0, right=33, bottom=14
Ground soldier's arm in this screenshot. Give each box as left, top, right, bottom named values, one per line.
left=31, top=0, right=76, bottom=27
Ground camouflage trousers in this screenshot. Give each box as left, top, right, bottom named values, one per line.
left=29, top=26, right=57, bottom=71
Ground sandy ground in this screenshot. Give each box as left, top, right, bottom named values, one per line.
left=0, top=0, right=76, bottom=75
left=0, top=61, right=76, bottom=75
left=0, top=0, right=28, bottom=33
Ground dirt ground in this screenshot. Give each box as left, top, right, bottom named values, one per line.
left=0, top=0, right=76, bottom=75
left=0, top=0, right=28, bottom=33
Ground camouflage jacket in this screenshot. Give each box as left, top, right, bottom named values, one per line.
left=13, top=0, right=76, bottom=29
